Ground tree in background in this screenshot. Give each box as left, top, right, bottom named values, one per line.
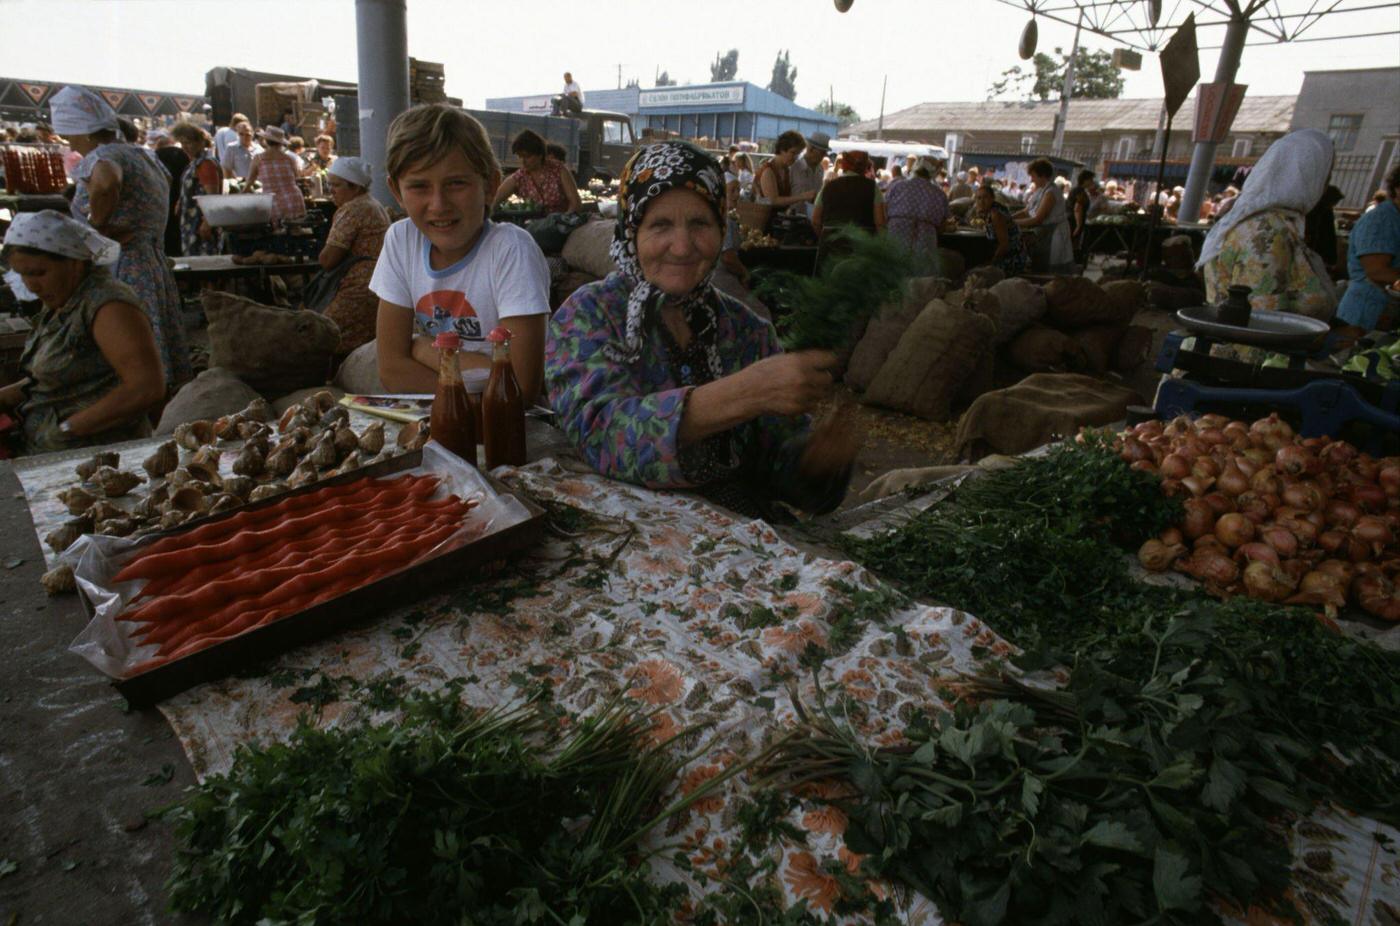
left=815, top=99, right=861, bottom=126
left=625, top=77, right=641, bottom=89
left=986, top=47, right=1124, bottom=101
left=655, top=71, right=678, bottom=87
left=767, top=50, right=797, bottom=101
left=710, top=49, right=739, bottom=82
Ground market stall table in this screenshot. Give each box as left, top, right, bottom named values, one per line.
left=3, top=419, right=1397, bottom=923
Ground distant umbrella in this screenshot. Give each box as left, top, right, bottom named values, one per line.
left=834, top=0, right=854, bottom=10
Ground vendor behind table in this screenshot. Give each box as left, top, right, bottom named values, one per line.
left=0, top=211, right=165, bottom=454
left=546, top=140, right=855, bottom=520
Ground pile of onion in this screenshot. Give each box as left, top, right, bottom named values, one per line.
left=1114, top=413, right=1400, bottom=621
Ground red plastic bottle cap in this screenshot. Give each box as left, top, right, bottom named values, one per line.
left=434, top=331, right=461, bottom=350
left=486, top=326, right=513, bottom=343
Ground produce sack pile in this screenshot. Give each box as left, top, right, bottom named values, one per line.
left=1004, top=275, right=1153, bottom=377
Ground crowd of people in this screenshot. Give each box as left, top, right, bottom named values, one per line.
left=2, top=94, right=1397, bottom=487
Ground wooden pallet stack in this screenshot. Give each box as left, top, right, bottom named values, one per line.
left=409, top=59, right=447, bottom=104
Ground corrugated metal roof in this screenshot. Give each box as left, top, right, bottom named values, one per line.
left=845, top=94, right=1296, bottom=136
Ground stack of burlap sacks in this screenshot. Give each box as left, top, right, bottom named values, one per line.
left=843, top=267, right=1155, bottom=423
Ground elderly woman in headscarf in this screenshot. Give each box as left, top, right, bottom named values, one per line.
left=49, top=85, right=191, bottom=389
left=0, top=212, right=165, bottom=454
left=317, top=156, right=391, bottom=356
left=1197, top=128, right=1337, bottom=319
left=546, top=141, right=855, bottom=518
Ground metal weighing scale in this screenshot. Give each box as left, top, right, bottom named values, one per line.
left=1153, top=304, right=1400, bottom=451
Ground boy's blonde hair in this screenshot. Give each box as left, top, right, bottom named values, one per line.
left=385, top=104, right=500, bottom=184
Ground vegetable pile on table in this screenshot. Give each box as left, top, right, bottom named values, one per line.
left=758, top=435, right=1400, bottom=925
left=117, top=473, right=476, bottom=670
left=1116, top=413, right=1400, bottom=619
left=161, top=690, right=728, bottom=925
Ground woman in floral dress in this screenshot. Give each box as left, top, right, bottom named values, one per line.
left=546, top=140, right=854, bottom=518
left=1197, top=129, right=1337, bottom=319
left=51, top=85, right=192, bottom=389
left=171, top=122, right=223, bottom=257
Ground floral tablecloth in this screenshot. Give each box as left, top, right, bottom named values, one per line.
left=142, top=458, right=1398, bottom=923
left=16, top=445, right=1396, bottom=922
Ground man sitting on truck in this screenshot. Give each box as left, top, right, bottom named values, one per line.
left=553, top=72, right=585, bottom=116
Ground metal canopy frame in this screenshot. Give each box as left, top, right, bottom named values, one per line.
left=992, top=0, right=1399, bottom=51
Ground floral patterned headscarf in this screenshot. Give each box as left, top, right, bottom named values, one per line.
left=607, top=140, right=727, bottom=372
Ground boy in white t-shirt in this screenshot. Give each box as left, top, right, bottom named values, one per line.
left=371, top=104, right=550, bottom=398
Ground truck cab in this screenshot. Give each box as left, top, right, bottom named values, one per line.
left=572, top=111, right=634, bottom=184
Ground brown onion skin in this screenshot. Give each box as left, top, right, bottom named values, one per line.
left=1202, top=492, right=1235, bottom=517
left=1325, top=499, right=1361, bottom=529
left=1160, top=454, right=1191, bottom=480
left=1217, top=461, right=1250, bottom=497
left=1259, top=524, right=1299, bottom=559
left=1131, top=460, right=1159, bottom=474
left=1182, top=498, right=1216, bottom=540
left=1251, top=468, right=1283, bottom=496
left=1354, top=516, right=1394, bottom=550
left=1318, top=530, right=1347, bottom=555
left=1275, top=445, right=1313, bottom=477
left=1378, top=466, right=1400, bottom=498
left=1159, top=527, right=1184, bottom=546
left=1235, top=542, right=1280, bottom=566
left=1234, top=492, right=1273, bottom=525
left=1243, top=560, right=1296, bottom=602
left=1138, top=539, right=1187, bottom=572
left=1349, top=483, right=1387, bottom=513
left=1215, top=513, right=1256, bottom=549
left=1282, top=481, right=1325, bottom=512
left=1194, top=535, right=1227, bottom=553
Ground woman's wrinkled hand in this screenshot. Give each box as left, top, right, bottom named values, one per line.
left=744, top=350, right=838, bottom=417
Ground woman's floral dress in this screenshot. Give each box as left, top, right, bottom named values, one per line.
left=1203, top=209, right=1336, bottom=318
left=546, top=273, right=846, bottom=516
left=72, top=143, right=192, bottom=387
left=885, top=177, right=948, bottom=256
left=321, top=193, right=390, bottom=355
left=178, top=149, right=222, bottom=257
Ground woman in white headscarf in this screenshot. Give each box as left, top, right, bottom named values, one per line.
left=317, top=156, right=390, bottom=356
left=49, top=85, right=191, bottom=387
left=1196, top=128, right=1337, bottom=319
left=0, top=212, right=165, bottom=454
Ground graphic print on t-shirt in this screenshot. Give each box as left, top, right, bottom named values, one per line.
left=415, top=290, right=482, bottom=340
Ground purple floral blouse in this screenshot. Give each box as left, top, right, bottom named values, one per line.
left=547, top=273, right=841, bottom=510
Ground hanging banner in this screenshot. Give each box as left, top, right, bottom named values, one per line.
left=100, top=89, right=128, bottom=110
left=1192, top=82, right=1248, bottom=144
left=137, top=94, right=161, bottom=113
left=18, top=82, right=49, bottom=105
left=173, top=96, right=198, bottom=113
left=1159, top=13, right=1199, bottom=119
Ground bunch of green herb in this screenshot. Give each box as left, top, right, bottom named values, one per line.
left=762, top=615, right=1313, bottom=926
left=160, top=688, right=729, bottom=925
left=753, top=230, right=933, bottom=352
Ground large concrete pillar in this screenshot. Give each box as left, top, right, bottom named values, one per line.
left=1177, top=15, right=1249, bottom=224
left=355, top=0, right=410, bottom=207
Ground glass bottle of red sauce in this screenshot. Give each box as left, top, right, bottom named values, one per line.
left=482, top=326, right=527, bottom=468
left=429, top=331, right=476, bottom=462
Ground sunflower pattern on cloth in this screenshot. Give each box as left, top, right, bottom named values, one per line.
left=43, top=455, right=1387, bottom=924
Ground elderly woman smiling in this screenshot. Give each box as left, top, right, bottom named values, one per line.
left=546, top=141, right=854, bottom=517
left=0, top=212, right=165, bottom=454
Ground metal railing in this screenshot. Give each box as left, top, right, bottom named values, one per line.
left=1333, top=150, right=1398, bottom=210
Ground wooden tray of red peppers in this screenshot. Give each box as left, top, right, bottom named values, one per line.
left=73, top=447, right=545, bottom=707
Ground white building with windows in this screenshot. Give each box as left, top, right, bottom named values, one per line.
left=1287, top=67, right=1400, bottom=208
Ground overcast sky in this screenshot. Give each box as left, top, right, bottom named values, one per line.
left=6, top=0, right=1396, bottom=121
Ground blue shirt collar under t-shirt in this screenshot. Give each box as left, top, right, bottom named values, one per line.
left=421, top=220, right=496, bottom=279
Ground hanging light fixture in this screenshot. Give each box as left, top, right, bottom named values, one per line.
left=834, top=0, right=854, bottom=11
left=1148, top=0, right=1162, bottom=26
left=1019, top=16, right=1039, bottom=58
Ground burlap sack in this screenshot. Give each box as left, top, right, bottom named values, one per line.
left=1114, top=325, right=1155, bottom=372
left=964, top=266, right=1005, bottom=291
left=1069, top=324, right=1128, bottom=375
left=1043, top=276, right=1128, bottom=329
left=934, top=248, right=966, bottom=285
left=953, top=372, right=1143, bottom=461
left=862, top=298, right=996, bottom=421
left=561, top=220, right=618, bottom=279
left=1146, top=281, right=1204, bottom=311
left=333, top=340, right=385, bottom=394
left=843, top=278, right=947, bottom=390
left=986, top=278, right=1047, bottom=344
left=204, top=291, right=339, bottom=398
left=1100, top=279, right=1147, bottom=319
left=155, top=367, right=261, bottom=435
left=956, top=348, right=996, bottom=406
left=1006, top=324, right=1091, bottom=373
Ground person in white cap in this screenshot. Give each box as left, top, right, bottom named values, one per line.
left=47, top=85, right=191, bottom=388
left=316, top=156, right=391, bottom=355
left=0, top=211, right=165, bottom=453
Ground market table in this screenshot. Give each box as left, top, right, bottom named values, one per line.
left=170, top=254, right=319, bottom=287
left=2, top=423, right=1397, bottom=923
left=939, top=228, right=997, bottom=270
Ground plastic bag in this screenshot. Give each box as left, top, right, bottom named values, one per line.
left=66, top=442, right=532, bottom=679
